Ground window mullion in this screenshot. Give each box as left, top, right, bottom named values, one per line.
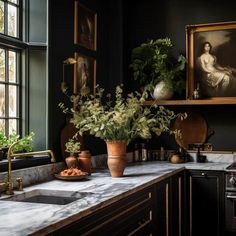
left=4, top=0, right=7, bottom=35
left=17, top=50, right=20, bottom=133
left=5, top=49, right=9, bottom=119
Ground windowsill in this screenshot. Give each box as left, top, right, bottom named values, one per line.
left=0, top=156, right=51, bottom=172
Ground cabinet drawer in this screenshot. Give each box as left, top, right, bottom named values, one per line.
left=51, top=186, right=154, bottom=236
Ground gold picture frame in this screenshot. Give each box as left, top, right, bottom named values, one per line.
left=74, top=1, right=97, bottom=51
left=186, top=21, right=236, bottom=100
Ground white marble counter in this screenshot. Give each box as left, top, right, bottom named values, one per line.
left=0, top=161, right=231, bottom=236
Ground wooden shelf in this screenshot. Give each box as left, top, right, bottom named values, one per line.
left=144, top=97, right=236, bottom=106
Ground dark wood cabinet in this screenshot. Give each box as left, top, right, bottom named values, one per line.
left=154, top=170, right=185, bottom=236
left=154, top=177, right=171, bottom=236
left=49, top=186, right=155, bottom=236
left=45, top=169, right=225, bottom=236
left=48, top=171, right=185, bottom=236
left=170, top=170, right=185, bottom=236
left=185, top=170, right=225, bottom=236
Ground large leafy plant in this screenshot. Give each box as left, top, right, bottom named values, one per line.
left=130, top=38, right=186, bottom=93
left=59, top=85, right=184, bottom=143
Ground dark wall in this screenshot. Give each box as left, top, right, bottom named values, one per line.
left=124, top=0, right=236, bottom=55
left=49, top=0, right=236, bottom=158
left=48, top=0, right=124, bottom=159
left=124, top=0, right=236, bottom=151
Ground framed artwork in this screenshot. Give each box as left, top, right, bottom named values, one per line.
left=74, top=1, right=97, bottom=51
left=74, top=52, right=96, bottom=95
left=186, top=21, right=236, bottom=99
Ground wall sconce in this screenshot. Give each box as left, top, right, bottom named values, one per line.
left=61, top=57, right=77, bottom=94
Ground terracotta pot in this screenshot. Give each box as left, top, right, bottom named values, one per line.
left=65, top=156, right=78, bottom=168
left=78, top=150, right=92, bottom=175
left=106, top=140, right=127, bottom=177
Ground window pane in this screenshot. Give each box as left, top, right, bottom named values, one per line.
left=0, top=84, right=5, bottom=116
left=0, top=1, right=4, bottom=34
left=9, top=51, right=16, bottom=82
left=8, top=4, right=17, bottom=37
left=0, top=48, right=5, bottom=82
left=8, top=0, right=18, bottom=4
left=0, top=119, right=5, bottom=132
left=9, top=119, right=16, bottom=134
left=9, top=85, right=17, bottom=117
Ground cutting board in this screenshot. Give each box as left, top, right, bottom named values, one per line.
left=173, top=112, right=208, bottom=150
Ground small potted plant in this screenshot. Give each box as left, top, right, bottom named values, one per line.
left=65, top=138, right=81, bottom=168
left=0, top=131, right=35, bottom=160
left=129, top=38, right=186, bottom=99
left=59, top=85, right=185, bottom=177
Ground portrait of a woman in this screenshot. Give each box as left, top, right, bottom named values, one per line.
left=197, top=41, right=236, bottom=97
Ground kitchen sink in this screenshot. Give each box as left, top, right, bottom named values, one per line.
left=2, top=189, right=93, bottom=205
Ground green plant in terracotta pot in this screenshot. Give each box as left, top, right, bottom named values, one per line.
left=65, top=138, right=81, bottom=168
left=59, top=85, right=185, bottom=177
left=130, top=38, right=186, bottom=99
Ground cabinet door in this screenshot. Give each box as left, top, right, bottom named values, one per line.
left=154, top=178, right=171, bottom=236
left=49, top=186, right=154, bottom=236
left=154, top=171, right=185, bottom=236
left=171, top=171, right=185, bottom=236
left=186, top=170, right=224, bottom=236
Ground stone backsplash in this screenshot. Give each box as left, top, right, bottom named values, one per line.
left=0, top=151, right=233, bottom=189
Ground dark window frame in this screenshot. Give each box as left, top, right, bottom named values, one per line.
left=0, top=0, right=50, bottom=170
left=0, top=0, right=21, bottom=38
left=0, top=46, right=21, bottom=135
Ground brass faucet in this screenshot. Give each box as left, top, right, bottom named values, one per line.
left=2, top=141, right=56, bottom=195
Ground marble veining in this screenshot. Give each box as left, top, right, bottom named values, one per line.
left=0, top=161, right=232, bottom=236
left=188, top=151, right=235, bottom=163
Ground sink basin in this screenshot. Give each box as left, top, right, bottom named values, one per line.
left=3, top=189, right=93, bottom=205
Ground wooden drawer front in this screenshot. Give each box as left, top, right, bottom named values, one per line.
left=52, top=186, right=154, bottom=236
left=101, top=205, right=153, bottom=236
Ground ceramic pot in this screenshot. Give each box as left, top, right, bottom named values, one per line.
left=78, top=150, right=92, bottom=175
left=152, top=81, right=173, bottom=100
left=65, top=156, right=78, bottom=168
left=106, top=140, right=127, bottom=177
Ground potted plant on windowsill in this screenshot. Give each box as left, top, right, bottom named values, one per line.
left=64, top=139, right=81, bottom=168
left=59, top=85, right=185, bottom=177
left=0, top=131, right=35, bottom=160
left=129, top=38, right=186, bottom=100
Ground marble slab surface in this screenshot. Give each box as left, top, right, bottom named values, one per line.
left=0, top=161, right=231, bottom=236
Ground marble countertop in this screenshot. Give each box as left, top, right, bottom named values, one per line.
left=0, top=161, right=231, bottom=236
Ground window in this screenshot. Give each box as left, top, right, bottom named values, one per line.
left=0, top=0, right=21, bottom=136
left=0, top=48, right=20, bottom=135
left=0, top=0, right=20, bottom=38
left=0, top=0, right=49, bottom=170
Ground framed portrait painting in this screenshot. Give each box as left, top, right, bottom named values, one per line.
left=186, top=21, right=236, bottom=100
left=74, top=1, right=97, bottom=51
left=74, top=52, right=96, bottom=95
